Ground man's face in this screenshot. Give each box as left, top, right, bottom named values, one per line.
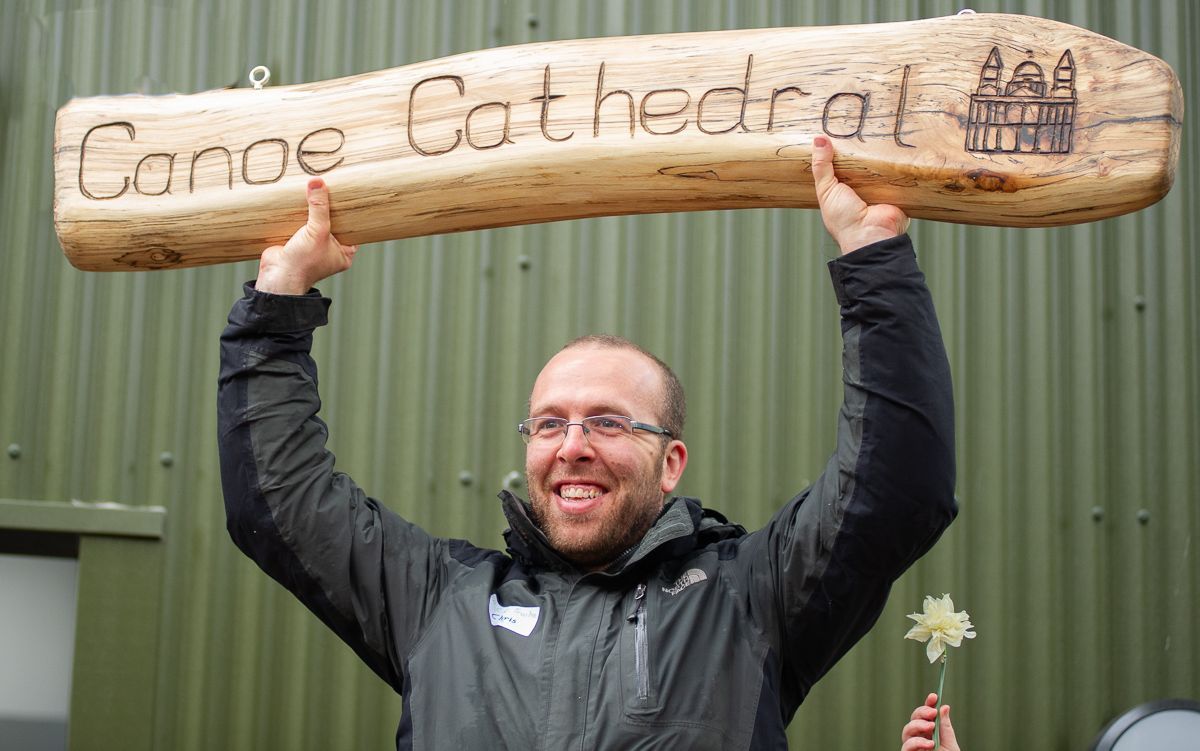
left=524, top=345, right=687, bottom=570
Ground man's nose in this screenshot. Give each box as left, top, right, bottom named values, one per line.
left=556, top=423, right=594, bottom=461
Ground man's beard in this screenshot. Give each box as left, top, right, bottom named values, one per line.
left=527, top=462, right=667, bottom=570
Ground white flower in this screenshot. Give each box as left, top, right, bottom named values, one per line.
left=905, top=593, right=976, bottom=663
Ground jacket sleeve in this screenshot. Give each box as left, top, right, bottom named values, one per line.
left=739, top=234, right=957, bottom=704
left=217, top=283, right=451, bottom=692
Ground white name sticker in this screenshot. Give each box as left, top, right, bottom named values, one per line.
left=488, top=594, right=540, bottom=637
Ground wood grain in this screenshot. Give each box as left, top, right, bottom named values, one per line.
left=52, top=12, right=1183, bottom=271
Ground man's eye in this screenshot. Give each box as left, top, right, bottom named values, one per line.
left=592, top=417, right=627, bottom=431
left=538, top=418, right=567, bottom=432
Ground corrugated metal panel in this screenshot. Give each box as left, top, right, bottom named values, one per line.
left=1, top=0, right=1195, bottom=748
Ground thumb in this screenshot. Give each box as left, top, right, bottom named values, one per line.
left=811, top=135, right=838, bottom=204
left=305, top=178, right=331, bottom=236
left=939, top=704, right=958, bottom=748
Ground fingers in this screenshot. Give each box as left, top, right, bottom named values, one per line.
left=306, top=178, right=331, bottom=236
left=902, top=697, right=955, bottom=751
left=911, top=700, right=937, bottom=721
left=902, top=718, right=934, bottom=740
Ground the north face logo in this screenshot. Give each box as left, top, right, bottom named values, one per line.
left=662, top=568, right=708, bottom=596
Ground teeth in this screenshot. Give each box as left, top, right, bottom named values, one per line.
left=560, top=486, right=602, bottom=499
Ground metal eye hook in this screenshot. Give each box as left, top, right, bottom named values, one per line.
left=249, top=65, right=271, bottom=90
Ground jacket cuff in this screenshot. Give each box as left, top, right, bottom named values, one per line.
left=229, top=281, right=331, bottom=334
left=825, top=234, right=919, bottom=307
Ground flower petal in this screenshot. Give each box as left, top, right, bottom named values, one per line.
left=925, top=636, right=944, bottom=663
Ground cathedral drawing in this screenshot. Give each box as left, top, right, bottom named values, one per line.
left=965, top=46, right=1077, bottom=154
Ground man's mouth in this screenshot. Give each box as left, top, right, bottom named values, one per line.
left=554, top=483, right=608, bottom=515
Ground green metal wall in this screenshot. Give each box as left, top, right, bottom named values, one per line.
left=1, top=0, right=1196, bottom=748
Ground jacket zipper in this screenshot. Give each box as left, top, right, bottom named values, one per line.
left=627, top=583, right=649, bottom=701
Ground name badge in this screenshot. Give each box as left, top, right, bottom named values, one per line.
left=488, top=594, right=540, bottom=637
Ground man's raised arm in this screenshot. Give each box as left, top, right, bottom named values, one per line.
left=739, top=137, right=957, bottom=707
left=217, top=181, right=452, bottom=691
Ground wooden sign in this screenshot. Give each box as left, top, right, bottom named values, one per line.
left=53, top=12, right=1182, bottom=271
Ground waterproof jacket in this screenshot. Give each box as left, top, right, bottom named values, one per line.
left=217, top=234, right=956, bottom=749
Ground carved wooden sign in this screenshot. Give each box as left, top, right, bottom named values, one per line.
left=53, top=12, right=1182, bottom=271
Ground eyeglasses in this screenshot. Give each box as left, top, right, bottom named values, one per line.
left=517, top=415, right=673, bottom=445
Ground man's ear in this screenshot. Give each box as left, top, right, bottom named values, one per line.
left=660, top=440, right=688, bottom=493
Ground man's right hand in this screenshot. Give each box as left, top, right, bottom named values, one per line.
left=254, top=178, right=359, bottom=295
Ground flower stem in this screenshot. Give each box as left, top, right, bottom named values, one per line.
left=932, top=654, right=948, bottom=750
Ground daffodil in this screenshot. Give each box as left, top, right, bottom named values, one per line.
left=905, top=593, right=976, bottom=663
left=905, top=594, right=975, bottom=751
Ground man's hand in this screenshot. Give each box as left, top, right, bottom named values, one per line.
left=812, top=136, right=910, bottom=255
left=901, top=693, right=961, bottom=751
left=254, top=178, right=359, bottom=295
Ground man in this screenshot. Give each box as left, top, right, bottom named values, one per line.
left=218, top=136, right=956, bottom=748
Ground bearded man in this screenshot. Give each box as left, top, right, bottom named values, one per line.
left=217, top=136, right=956, bottom=748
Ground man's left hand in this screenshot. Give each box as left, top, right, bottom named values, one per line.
left=812, top=136, right=910, bottom=255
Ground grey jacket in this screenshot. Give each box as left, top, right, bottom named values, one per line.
left=217, top=234, right=956, bottom=749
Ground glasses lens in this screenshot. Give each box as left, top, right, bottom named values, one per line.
left=583, top=416, right=633, bottom=439
left=521, top=417, right=566, bottom=443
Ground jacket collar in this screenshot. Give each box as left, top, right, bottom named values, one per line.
left=498, top=490, right=745, bottom=576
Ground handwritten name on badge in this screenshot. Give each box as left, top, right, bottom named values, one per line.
left=488, top=594, right=540, bottom=637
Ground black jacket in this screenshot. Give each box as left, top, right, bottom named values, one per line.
left=217, top=234, right=956, bottom=749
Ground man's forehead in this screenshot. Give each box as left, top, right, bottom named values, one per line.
left=530, top=345, right=663, bottom=412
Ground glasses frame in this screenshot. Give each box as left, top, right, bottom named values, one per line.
left=517, top=414, right=673, bottom=445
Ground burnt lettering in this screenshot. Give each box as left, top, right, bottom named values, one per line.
left=465, top=102, right=515, bottom=150
left=767, top=86, right=811, bottom=132
left=79, top=121, right=134, bottom=200
left=189, top=146, right=233, bottom=192
left=696, top=55, right=754, bottom=135
left=640, top=89, right=690, bottom=135
left=297, top=128, right=345, bottom=174
left=531, top=65, right=573, bottom=142
left=408, top=75, right=465, bottom=156
left=73, top=51, right=968, bottom=202
left=893, top=65, right=916, bottom=148
left=821, top=92, right=870, bottom=141
left=593, top=63, right=635, bottom=137
left=242, top=138, right=289, bottom=185
left=134, top=153, right=175, bottom=195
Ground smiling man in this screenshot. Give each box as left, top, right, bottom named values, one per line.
left=522, top=336, right=688, bottom=569
left=218, top=137, right=957, bottom=748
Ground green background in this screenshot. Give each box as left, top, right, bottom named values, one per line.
left=1, top=1, right=1196, bottom=749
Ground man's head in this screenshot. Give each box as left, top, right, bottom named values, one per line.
left=524, top=335, right=688, bottom=570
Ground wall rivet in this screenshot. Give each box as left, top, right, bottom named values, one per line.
left=503, top=470, right=524, bottom=490
left=160, top=451, right=175, bottom=467
left=1134, top=296, right=1147, bottom=311
left=1091, top=506, right=1104, bottom=521
left=458, top=471, right=475, bottom=487
left=527, top=13, right=539, bottom=28
left=518, top=255, right=532, bottom=270
left=6, top=444, right=20, bottom=459
left=1136, top=509, right=1151, bottom=525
